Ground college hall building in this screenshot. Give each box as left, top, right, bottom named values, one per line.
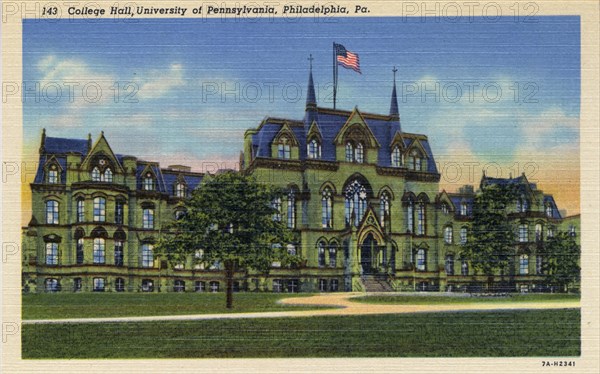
left=22, top=66, right=580, bottom=294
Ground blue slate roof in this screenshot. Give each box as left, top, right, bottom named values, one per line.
left=449, top=196, right=473, bottom=218
left=162, top=171, right=204, bottom=197
left=543, top=195, right=562, bottom=219
left=251, top=107, right=438, bottom=172
left=44, top=136, right=89, bottom=154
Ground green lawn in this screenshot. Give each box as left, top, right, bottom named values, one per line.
left=354, top=293, right=580, bottom=305
left=22, top=293, right=326, bottom=320
left=22, top=309, right=580, bottom=358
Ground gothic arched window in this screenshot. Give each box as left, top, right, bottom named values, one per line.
left=344, top=180, right=367, bottom=226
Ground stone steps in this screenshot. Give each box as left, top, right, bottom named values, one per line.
left=362, top=275, right=394, bottom=292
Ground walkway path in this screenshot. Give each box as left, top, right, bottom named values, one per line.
left=23, top=293, right=579, bottom=324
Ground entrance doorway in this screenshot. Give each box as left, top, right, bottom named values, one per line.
left=361, top=233, right=378, bottom=274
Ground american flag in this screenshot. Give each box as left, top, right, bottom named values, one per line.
left=335, top=43, right=361, bottom=74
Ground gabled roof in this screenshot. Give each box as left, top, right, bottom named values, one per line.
left=44, top=137, right=89, bottom=154
left=543, top=195, right=562, bottom=219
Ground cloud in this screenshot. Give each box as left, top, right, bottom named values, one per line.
left=135, top=63, right=186, bottom=100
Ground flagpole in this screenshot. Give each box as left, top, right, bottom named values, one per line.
left=333, top=42, right=337, bottom=110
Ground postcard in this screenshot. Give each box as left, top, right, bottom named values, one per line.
left=1, top=0, right=598, bottom=372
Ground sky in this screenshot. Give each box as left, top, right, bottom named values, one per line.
left=22, top=16, right=580, bottom=215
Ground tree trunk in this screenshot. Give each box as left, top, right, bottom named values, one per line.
left=225, top=260, right=234, bottom=309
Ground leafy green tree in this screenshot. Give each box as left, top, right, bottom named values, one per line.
left=156, top=171, right=299, bottom=309
left=542, top=231, right=580, bottom=292
left=461, top=184, right=518, bottom=290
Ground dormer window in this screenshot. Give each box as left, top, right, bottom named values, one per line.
left=307, top=138, right=321, bottom=159
left=441, top=203, right=449, bottom=214
left=92, top=167, right=101, bottom=182
left=143, top=173, right=154, bottom=191
left=460, top=202, right=468, bottom=216
left=391, top=146, right=402, bottom=167
left=545, top=204, right=553, bottom=218
left=47, top=164, right=59, bottom=184
left=175, top=182, right=186, bottom=198
left=103, top=168, right=113, bottom=183
left=408, top=149, right=424, bottom=171
left=344, top=142, right=364, bottom=163
left=277, top=136, right=291, bottom=160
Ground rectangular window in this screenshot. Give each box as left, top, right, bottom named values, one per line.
left=322, top=196, right=332, bottom=228
left=93, top=238, right=105, bottom=264
left=318, top=279, right=327, bottom=292
left=194, top=281, right=205, bottom=292
left=345, top=144, right=353, bottom=162
left=73, top=277, right=82, bottom=292
left=143, top=208, right=154, bottom=229
left=142, top=244, right=154, bottom=268
left=461, top=261, right=469, bottom=276
left=143, top=177, right=154, bottom=191
left=93, top=197, right=106, bottom=222
left=519, top=224, right=528, bottom=242
left=271, top=198, right=281, bottom=222
left=460, top=228, right=467, bottom=245
left=114, top=241, right=124, bottom=266
left=287, top=279, right=299, bottom=293
left=273, top=279, right=283, bottom=293
left=48, top=169, right=58, bottom=184
left=76, top=238, right=84, bottom=264
left=277, top=144, right=290, bottom=159
left=416, top=249, right=426, bottom=271
left=286, top=193, right=295, bottom=229
left=209, top=281, right=220, bottom=293
left=45, top=278, right=60, bottom=292
left=115, top=201, right=124, bottom=225
left=416, top=204, right=425, bottom=236
left=415, top=157, right=421, bottom=171
left=519, top=254, right=529, bottom=275
left=330, top=279, right=339, bottom=292
left=46, top=200, right=59, bottom=224
left=45, top=243, right=58, bottom=265
left=93, top=277, right=105, bottom=292
left=536, top=255, right=544, bottom=275
left=445, top=255, right=454, bottom=275
left=77, top=199, right=85, bottom=222
left=141, top=279, right=154, bottom=292
left=407, top=203, right=414, bottom=233
left=115, top=278, right=125, bottom=292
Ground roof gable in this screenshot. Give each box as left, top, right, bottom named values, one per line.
left=333, top=108, right=381, bottom=148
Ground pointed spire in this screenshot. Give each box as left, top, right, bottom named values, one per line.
left=39, top=128, right=46, bottom=154
left=87, top=133, right=92, bottom=153
left=305, top=54, right=316, bottom=111
left=390, top=66, right=400, bottom=121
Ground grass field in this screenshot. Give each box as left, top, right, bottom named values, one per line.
left=22, top=293, right=327, bottom=320
left=354, top=293, right=581, bottom=305
left=22, top=309, right=580, bottom=358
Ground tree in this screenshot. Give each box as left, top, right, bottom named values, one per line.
left=156, top=171, right=299, bottom=309
left=460, top=184, right=518, bottom=290
left=541, top=231, right=580, bottom=292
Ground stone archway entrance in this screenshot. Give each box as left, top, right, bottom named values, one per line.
left=360, top=233, right=378, bottom=274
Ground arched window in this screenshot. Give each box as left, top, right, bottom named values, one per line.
left=271, top=197, right=282, bottom=222
left=103, top=168, right=113, bottom=183
left=91, top=167, right=101, bottom=182
left=344, top=180, right=367, bottom=226
left=45, top=242, right=58, bottom=265
left=307, top=138, right=321, bottom=159
left=143, top=207, right=154, bottom=229
left=46, top=200, right=59, bottom=224
left=518, top=224, right=528, bottom=242
left=408, top=149, right=423, bottom=171
left=380, top=192, right=390, bottom=227
left=47, top=164, right=59, bottom=184
left=391, top=146, right=402, bottom=167
left=321, top=188, right=333, bottom=229
left=143, top=173, right=154, bottom=191
left=445, top=255, right=454, bottom=275
left=441, top=202, right=449, bottom=214
left=355, top=143, right=364, bottom=163
left=535, top=223, right=543, bottom=242
left=519, top=254, right=529, bottom=275
left=142, top=244, right=154, bottom=268
left=277, top=136, right=291, bottom=159
left=317, top=241, right=326, bottom=267
left=76, top=198, right=85, bottom=223
left=461, top=260, right=469, bottom=275
left=547, top=227, right=554, bottom=238
left=93, top=197, right=106, bottom=222
left=286, top=190, right=296, bottom=229
left=175, top=182, right=186, bottom=198
left=93, top=238, right=105, bottom=264
left=115, top=199, right=125, bottom=225
left=76, top=238, right=84, bottom=264
left=460, top=227, right=468, bottom=245
left=444, top=226, right=453, bottom=244
left=345, top=142, right=353, bottom=162
left=416, top=202, right=426, bottom=235
left=114, top=240, right=124, bottom=267
left=329, top=244, right=337, bottom=268
left=415, top=249, right=426, bottom=271
left=406, top=199, right=414, bottom=233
